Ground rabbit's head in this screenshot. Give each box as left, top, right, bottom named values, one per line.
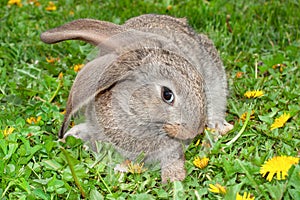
left=97, top=46, right=207, bottom=143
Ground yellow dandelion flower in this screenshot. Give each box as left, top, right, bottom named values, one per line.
left=270, top=113, right=290, bottom=130
left=239, top=110, right=255, bottom=122
left=70, top=121, right=75, bottom=127
left=236, top=71, right=243, bottom=78
left=37, top=116, right=42, bottom=123
left=28, top=0, right=40, bottom=6
left=73, top=64, right=84, bottom=72
left=193, top=157, right=209, bottom=169
left=272, top=63, right=286, bottom=73
left=26, top=116, right=42, bottom=124
left=236, top=192, right=255, bottom=200
left=46, top=56, right=59, bottom=63
left=58, top=72, right=63, bottom=80
left=127, top=162, right=147, bottom=174
left=26, top=117, right=34, bottom=124
left=244, top=90, right=264, bottom=98
left=166, top=5, right=172, bottom=11
left=46, top=1, right=56, bottom=11
left=2, top=127, right=15, bottom=137
left=195, top=139, right=201, bottom=146
left=69, top=10, right=74, bottom=16
left=208, top=183, right=226, bottom=195
left=260, top=155, right=299, bottom=182
left=205, top=127, right=216, bottom=132
left=8, top=0, right=23, bottom=7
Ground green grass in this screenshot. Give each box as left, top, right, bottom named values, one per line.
left=0, top=0, right=299, bottom=199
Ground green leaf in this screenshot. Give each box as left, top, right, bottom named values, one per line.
left=225, top=183, right=243, bottom=200
left=6, top=163, right=16, bottom=175
left=286, top=165, right=300, bottom=199
left=264, top=182, right=286, bottom=200
left=173, top=181, right=185, bottom=200
left=17, top=178, right=31, bottom=194
left=18, top=144, right=43, bottom=165
left=33, top=177, right=52, bottom=185
left=62, top=164, right=87, bottom=181
left=130, top=193, right=155, bottom=200
left=0, top=139, right=8, bottom=155
left=44, top=140, right=56, bottom=153
left=46, top=175, right=65, bottom=193
left=65, top=135, right=83, bottom=148
left=41, top=159, right=63, bottom=171
left=3, top=143, right=18, bottom=161
left=32, top=188, right=50, bottom=200
left=222, top=157, right=242, bottom=178
left=153, top=188, right=169, bottom=199
left=15, top=117, right=26, bottom=127
left=90, top=189, right=104, bottom=200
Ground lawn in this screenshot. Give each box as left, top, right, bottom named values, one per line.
left=0, top=0, right=299, bottom=199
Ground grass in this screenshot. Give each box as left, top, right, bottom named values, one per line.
left=0, top=0, right=299, bottom=199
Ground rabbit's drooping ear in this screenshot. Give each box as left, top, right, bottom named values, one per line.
left=40, top=19, right=124, bottom=45
left=59, top=45, right=153, bottom=137
left=58, top=53, right=118, bottom=138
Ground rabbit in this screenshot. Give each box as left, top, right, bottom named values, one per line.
left=40, top=14, right=233, bottom=183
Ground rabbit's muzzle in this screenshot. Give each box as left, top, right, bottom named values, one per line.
left=163, top=122, right=203, bottom=140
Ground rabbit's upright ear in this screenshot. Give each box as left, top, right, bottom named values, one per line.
left=40, top=19, right=124, bottom=45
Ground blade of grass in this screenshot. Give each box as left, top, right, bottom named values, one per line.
left=61, top=147, right=86, bottom=198
left=48, top=78, right=63, bottom=103
left=96, top=171, right=112, bottom=195
left=225, top=106, right=252, bottom=146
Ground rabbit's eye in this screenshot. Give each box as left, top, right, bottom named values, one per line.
left=161, top=86, right=175, bottom=105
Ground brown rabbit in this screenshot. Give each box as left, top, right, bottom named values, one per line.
left=40, top=14, right=233, bottom=183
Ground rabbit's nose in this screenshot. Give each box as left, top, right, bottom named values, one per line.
left=163, top=123, right=199, bottom=140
